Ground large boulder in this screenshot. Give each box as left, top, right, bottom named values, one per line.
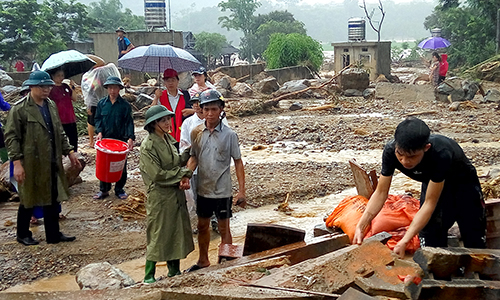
left=76, top=262, right=135, bottom=290
left=462, top=80, right=479, bottom=101
left=0, top=71, right=14, bottom=87
left=339, top=68, right=369, bottom=91
left=63, top=152, right=86, bottom=187
left=252, top=76, right=279, bottom=94
left=483, top=89, right=500, bottom=103
left=273, top=79, right=311, bottom=98
left=232, top=82, right=253, bottom=97
left=135, top=93, right=154, bottom=110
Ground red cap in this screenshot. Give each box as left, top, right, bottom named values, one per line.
left=163, top=68, right=178, bottom=79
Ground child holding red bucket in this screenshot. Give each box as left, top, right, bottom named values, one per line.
left=93, top=76, right=135, bottom=200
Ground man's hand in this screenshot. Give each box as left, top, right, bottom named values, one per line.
left=87, top=108, right=92, bottom=115
left=352, top=224, right=368, bottom=245
left=235, top=191, right=246, bottom=208
left=154, top=88, right=162, bottom=98
left=13, top=160, right=25, bottom=184
left=393, top=240, right=408, bottom=258
left=96, top=132, right=103, bottom=141
left=69, top=152, right=81, bottom=169
left=182, top=108, right=194, bottom=117
left=127, top=139, right=134, bottom=150
left=179, top=177, right=190, bottom=190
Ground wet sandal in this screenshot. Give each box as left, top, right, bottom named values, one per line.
left=184, top=264, right=206, bottom=273
left=93, top=191, right=109, bottom=200
left=117, top=193, right=128, bottom=200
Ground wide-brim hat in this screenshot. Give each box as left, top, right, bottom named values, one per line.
left=103, top=76, right=125, bottom=89
left=24, top=70, right=55, bottom=86
left=144, top=105, right=175, bottom=127
left=116, top=27, right=126, bottom=34
left=192, top=66, right=207, bottom=75
left=190, top=92, right=201, bottom=103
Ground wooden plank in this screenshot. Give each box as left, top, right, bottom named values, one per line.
left=243, top=223, right=306, bottom=256
left=349, top=160, right=377, bottom=199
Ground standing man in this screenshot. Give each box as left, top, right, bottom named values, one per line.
left=93, top=76, right=135, bottom=200
left=5, top=70, right=80, bottom=245
left=353, top=118, right=486, bottom=257
left=152, top=68, right=193, bottom=141
left=185, top=89, right=246, bottom=272
left=116, top=27, right=134, bottom=59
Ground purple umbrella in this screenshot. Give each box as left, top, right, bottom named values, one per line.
left=418, top=37, right=451, bottom=50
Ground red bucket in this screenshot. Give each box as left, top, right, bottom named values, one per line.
left=95, top=139, right=129, bottom=183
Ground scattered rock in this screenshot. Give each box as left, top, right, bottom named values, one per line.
left=363, top=88, right=376, bottom=99
left=344, top=89, right=363, bottom=97
left=462, top=80, right=479, bottom=100
left=232, top=82, right=253, bottom=97
left=0, top=71, right=14, bottom=87
left=252, top=71, right=269, bottom=82
left=135, top=93, right=154, bottom=110
left=63, top=152, right=86, bottom=187
left=218, top=88, right=230, bottom=98
left=289, top=102, right=303, bottom=111
left=252, top=76, right=279, bottom=94
left=75, top=262, right=135, bottom=290
left=483, top=89, right=500, bottom=103
left=274, top=80, right=311, bottom=98
left=340, top=68, right=369, bottom=91
left=449, top=102, right=461, bottom=111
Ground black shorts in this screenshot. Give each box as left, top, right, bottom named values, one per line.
left=196, top=195, right=233, bottom=219
left=87, top=106, right=97, bottom=126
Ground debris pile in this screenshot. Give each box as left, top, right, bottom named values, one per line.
left=111, top=188, right=147, bottom=220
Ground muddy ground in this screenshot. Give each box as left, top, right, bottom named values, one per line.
left=1, top=74, right=500, bottom=292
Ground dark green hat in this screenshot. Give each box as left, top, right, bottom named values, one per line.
left=24, top=70, right=55, bottom=86
left=144, top=105, right=174, bottom=127
left=103, top=76, right=124, bottom=89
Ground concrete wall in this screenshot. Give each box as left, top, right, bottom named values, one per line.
left=7, top=72, right=30, bottom=86
left=213, top=63, right=266, bottom=80
left=89, top=31, right=184, bottom=66
left=266, top=66, right=314, bottom=85
left=332, top=41, right=391, bottom=81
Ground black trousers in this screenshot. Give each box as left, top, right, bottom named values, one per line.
left=100, top=160, right=127, bottom=195
left=17, top=163, right=60, bottom=243
left=419, top=177, right=486, bottom=248
left=62, top=122, right=78, bottom=152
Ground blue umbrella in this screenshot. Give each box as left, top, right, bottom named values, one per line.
left=117, top=44, right=201, bottom=73
left=418, top=37, right=451, bottom=50
left=41, top=50, right=96, bottom=78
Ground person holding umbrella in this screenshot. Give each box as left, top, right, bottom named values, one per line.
left=152, top=69, right=193, bottom=142
left=4, top=70, right=80, bottom=245
left=139, top=105, right=194, bottom=282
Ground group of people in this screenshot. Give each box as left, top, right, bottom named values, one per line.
left=429, top=51, right=449, bottom=86
left=4, top=38, right=487, bottom=283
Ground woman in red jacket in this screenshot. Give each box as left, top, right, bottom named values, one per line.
left=438, top=54, right=449, bottom=84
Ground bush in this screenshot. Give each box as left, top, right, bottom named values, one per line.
left=263, top=33, right=323, bottom=71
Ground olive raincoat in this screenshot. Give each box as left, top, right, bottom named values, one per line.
left=4, top=95, right=72, bottom=208
left=139, top=132, right=194, bottom=262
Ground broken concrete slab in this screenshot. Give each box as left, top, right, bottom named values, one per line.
left=243, top=223, right=306, bottom=256
left=313, top=223, right=342, bottom=237
left=483, top=89, right=500, bottom=103
left=340, top=69, right=369, bottom=91
left=75, top=262, right=135, bottom=290
left=252, top=76, right=280, bottom=94
left=375, top=82, right=435, bottom=103
left=419, top=278, right=500, bottom=300
left=337, top=287, right=377, bottom=300
left=254, top=240, right=409, bottom=295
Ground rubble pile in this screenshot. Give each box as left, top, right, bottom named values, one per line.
left=111, top=188, right=147, bottom=220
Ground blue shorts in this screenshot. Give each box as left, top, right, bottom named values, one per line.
left=196, top=195, right=232, bottom=219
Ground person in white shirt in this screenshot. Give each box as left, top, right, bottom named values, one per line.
left=188, top=66, right=216, bottom=97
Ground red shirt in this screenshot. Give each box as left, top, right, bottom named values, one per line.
left=49, top=84, right=76, bottom=124
left=15, top=61, right=24, bottom=72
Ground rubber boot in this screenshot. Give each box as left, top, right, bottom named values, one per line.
left=144, top=260, right=156, bottom=283
left=0, top=147, right=8, bottom=164
left=167, top=259, right=181, bottom=277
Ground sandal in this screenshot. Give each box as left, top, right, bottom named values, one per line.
left=184, top=264, right=206, bottom=273
left=117, top=193, right=128, bottom=200
left=93, top=191, right=109, bottom=200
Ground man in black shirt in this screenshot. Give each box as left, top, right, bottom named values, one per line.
left=353, top=118, right=486, bottom=257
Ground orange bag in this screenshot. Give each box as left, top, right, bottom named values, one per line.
left=369, top=194, right=420, bottom=234
left=385, top=226, right=420, bottom=254
left=325, top=195, right=369, bottom=241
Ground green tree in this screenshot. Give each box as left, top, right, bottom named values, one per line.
left=424, top=0, right=496, bottom=68
left=218, top=0, right=261, bottom=63
left=194, top=32, right=228, bottom=68
left=263, top=33, right=323, bottom=71
left=247, top=10, right=306, bottom=60
left=88, top=0, right=145, bottom=32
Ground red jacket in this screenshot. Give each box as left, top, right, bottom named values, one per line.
left=159, top=90, right=187, bottom=142
left=439, top=54, right=448, bottom=77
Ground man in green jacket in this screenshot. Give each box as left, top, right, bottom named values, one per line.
left=5, top=70, right=81, bottom=246
left=93, top=76, right=135, bottom=200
